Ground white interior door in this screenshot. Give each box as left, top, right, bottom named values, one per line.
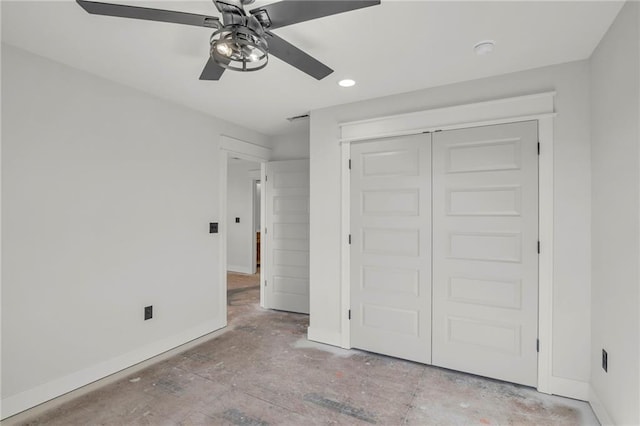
left=264, top=160, right=310, bottom=314
left=350, top=134, right=432, bottom=364
left=432, top=121, right=539, bottom=386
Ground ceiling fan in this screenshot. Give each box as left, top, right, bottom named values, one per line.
left=76, top=0, right=380, bottom=81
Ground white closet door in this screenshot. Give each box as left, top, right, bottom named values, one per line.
left=432, top=121, right=539, bottom=386
left=264, top=160, right=310, bottom=314
left=350, top=134, right=432, bottom=364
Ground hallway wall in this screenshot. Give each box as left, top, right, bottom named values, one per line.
left=1, top=44, right=269, bottom=418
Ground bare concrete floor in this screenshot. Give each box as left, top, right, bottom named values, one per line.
left=17, top=271, right=598, bottom=425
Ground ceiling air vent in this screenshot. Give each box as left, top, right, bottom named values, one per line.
left=286, top=113, right=310, bottom=122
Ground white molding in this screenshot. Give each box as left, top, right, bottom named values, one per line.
left=307, top=327, right=342, bottom=347
left=250, top=177, right=259, bottom=276
left=340, top=142, right=351, bottom=349
left=548, top=376, right=589, bottom=401
left=220, top=135, right=272, bottom=162
left=537, top=117, right=554, bottom=395
left=218, top=148, right=230, bottom=331
left=0, top=319, right=225, bottom=420
left=339, top=114, right=557, bottom=144
left=259, top=163, right=267, bottom=308
left=340, top=92, right=555, bottom=142
left=589, top=386, right=615, bottom=425
left=338, top=93, right=556, bottom=395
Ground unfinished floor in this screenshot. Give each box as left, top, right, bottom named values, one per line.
left=13, top=271, right=598, bottom=425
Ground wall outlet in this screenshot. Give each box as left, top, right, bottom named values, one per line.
left=209, top=222, right=218, bottom=233
left=602, top=349, right=608, bottom=372
left=144, top=305, right=153, bottom=321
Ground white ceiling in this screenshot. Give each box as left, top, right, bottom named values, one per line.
left=1, top=0, right=623, bottom=136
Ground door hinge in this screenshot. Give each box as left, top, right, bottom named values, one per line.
left=537, top=241, right=541, bottom=254
left=264, top=227, right=267, bottom=235
left=265, top=280, right=267, bottom=287
left=537, top=142, right=540, bottom=155
left=265, top=175, right=267, bottom=182
left=348, top=234, right=351, bottom=245
left=348, top=309, right=351, bottom=320
left=536, top=338, right=540, bottom=353
left=348, top=159, right=351, bottom=170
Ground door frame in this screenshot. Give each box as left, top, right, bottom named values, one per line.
left=250, top=177, right=261, bottom=275
left=219, top=135, right=271, bottom=325
left=338, top=92, right=557, bottom=395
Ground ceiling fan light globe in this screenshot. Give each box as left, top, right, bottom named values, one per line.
left=215, top=42, right=233, bottom=57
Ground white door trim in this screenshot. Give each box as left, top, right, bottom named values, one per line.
left=338, top=93, right=556, bottom=396
left=339, top=92, right=555, bottom=143
left=219, top=136, right=271, bottom=320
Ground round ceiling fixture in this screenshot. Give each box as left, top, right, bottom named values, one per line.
left=474, top=40, right=495, bottom=56
left=338, top=79, right=356, bottom=88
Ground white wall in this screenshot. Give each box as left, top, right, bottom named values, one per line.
left=0, top=44, right=268, bottom=418
left=227, top=159, right=260, bottom=274
left=589, top=2, right=640, bottom=424
left=309, top=60, right=592, bottom=396
left=270, top=125, right=310, bottom=160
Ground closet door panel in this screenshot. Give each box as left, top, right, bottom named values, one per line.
left=432, top=121, right=539, bottom=387
left=350, top=134, right=432, bottom=364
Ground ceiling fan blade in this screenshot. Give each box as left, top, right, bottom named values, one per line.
left=265, top=32, right=332, bottom=80
left=250, top=0, right=380, bottom=30
left=199, top=58, right=227, bottom=81
left=76, top=0, right=221, bottom=28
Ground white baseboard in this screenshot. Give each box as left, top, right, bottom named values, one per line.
left=589, top=385, right=614, bottom=425
left=548, top=376, right=589, bottom=401
left=307, top=327, right=342, bottom=347
left=227, top=265, right=253, bottom=274
left=1, top=319, right=226, bottom=421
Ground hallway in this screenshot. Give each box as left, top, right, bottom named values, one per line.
left=14, top=272, right=597, bottom=425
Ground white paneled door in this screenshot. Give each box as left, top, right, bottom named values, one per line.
left=349, top=121, right=538, bottom=386
left=432, top=121, right=539, bottom=386
left=264, top=160, right=310, bottom=314
left=350, top=134, right=432, bottom=364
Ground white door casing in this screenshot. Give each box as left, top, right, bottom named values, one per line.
left=339, top=93, right=558, bottom=396
left=431, top=121, right=539, bottom=386
left=350, top=134, right=432, bottom=363
left=219, top=136, right=271, bottom=322
left=264, top=160, right=310, bottom=314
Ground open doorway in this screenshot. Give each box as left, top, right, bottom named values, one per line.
left=226, top=157, right=262, bottom=324
left=219, top=139, right=310, bottom=325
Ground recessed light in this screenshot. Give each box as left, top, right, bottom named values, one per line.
left=338, top=79, right=356, bottom=87
left=474, top=40, right=495, bottom=56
